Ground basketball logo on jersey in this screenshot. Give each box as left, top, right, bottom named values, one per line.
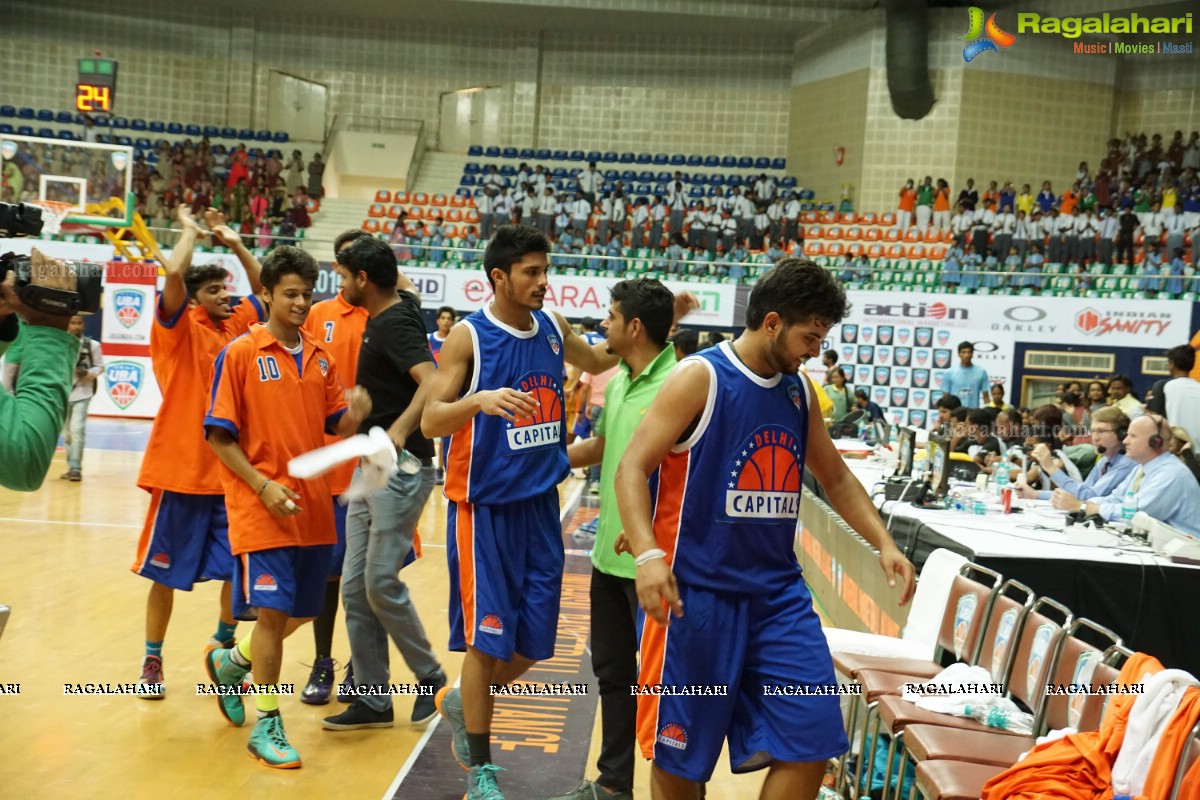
left=106, top=361, right=144, bottom=409
left=480, top=614, right=504, bottom=634
left=254, top=574, right=279, bottom=593
left=657, top=722, right=688, bottom=751
left=113, top=289, right=145, bottom=329
left=546, top=332, right=561, bottom=355
left=150, top=552, right=171, bottom=569
left=787, top=383, right=802, bottom=409
left=506, top=371, right=564, bottom=451
left=318, top=357, right=329, bottom=377
left=725, top=425, right=801, bottom=519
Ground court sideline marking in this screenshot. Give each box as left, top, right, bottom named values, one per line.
left=380, top=480, right=587, bottom=800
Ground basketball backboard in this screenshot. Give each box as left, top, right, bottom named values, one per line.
left=0, top=133, right=134, bottom=228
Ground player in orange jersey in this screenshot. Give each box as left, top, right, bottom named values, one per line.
left=130, top=205, right=264, bottom=697
left=204, top=246, right=370, bottom=768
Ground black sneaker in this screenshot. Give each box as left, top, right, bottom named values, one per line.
left=321, top=698, right=394, bottom=730
left=411, top=669, right=447, bottom=727
left=337, top=660, right=355, bottom=703
left=300, top=657, right=336, bottom=705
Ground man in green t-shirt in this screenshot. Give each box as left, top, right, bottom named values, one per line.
left=915, top=175, right=935, bottom=232
left=546, top=278, right=679, bottom=800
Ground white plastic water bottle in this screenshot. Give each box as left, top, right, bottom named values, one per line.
left=963, top=703, right=1033, bottom=734
left=995, top=467, right=1009, bottom=498
left=1120, top=490, right=1137, bottom=522
left=397, top=449, right=422, bottom=475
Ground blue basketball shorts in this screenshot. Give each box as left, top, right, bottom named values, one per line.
left=232, top=545, right=333, bottom=619
left=131, top=490, right=234, bottom=589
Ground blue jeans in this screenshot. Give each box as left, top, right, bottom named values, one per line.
left=64, top=398, right=90, bottom=471
left=342, top=465, right=440, bottom=710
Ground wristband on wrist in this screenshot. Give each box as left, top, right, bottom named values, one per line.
left=635, top=548, right=667, bottom=567
left=257, top=478, right=271, bottom=496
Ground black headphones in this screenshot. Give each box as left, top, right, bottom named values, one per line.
left=1146, top=414, right=1168, bottom=450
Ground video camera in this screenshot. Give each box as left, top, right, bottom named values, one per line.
left=1, top=204, right=102, bottom=315
left=0, top=202, right=44, bottom=238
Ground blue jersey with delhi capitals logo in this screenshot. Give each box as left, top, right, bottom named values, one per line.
left=651, top=341, right=811, bottom=594
left=444, top=306, right=570, bottom=505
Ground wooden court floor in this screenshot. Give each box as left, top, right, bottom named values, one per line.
left=0, top=436, right=776, bottom=799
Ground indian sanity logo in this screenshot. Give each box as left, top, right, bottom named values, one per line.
left=113, top=289, right=144, bottom=329
left=106, top=361, right=143, bottom=410
left=506, top=371, right=564, bottom=451
left=962, top=7, right=1016, bottom=62
left=724, top=425, right=802, bottom=520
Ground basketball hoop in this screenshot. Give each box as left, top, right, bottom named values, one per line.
left=30, top=200, right=77, bottom=237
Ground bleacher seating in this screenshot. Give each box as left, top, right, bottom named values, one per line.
left=2, top=107, right=292, bottom=146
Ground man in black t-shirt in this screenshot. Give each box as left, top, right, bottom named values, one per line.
left=321, top=236, right=447, bottom=732
left=968, top=407, right=1004, bottom=467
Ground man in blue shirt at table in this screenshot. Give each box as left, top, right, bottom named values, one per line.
left=942, top=341, right=990, bottom=408
left=1018, top=406, right=1135, bottom=501
left=1051, top=414, right=1200, bottom=537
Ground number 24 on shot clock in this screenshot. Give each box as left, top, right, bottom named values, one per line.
left=75, top=56, right=118, bottom=114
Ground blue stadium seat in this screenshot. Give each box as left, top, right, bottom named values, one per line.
left=586, top=151, right=602, bottom=163
left=254, top=129, right=270, bottom=141
left=652, top=153, right=668, bottom=165
left=737, top=156, right=753, bottom=169
left=684, top=155, right=700, bottom=167
left=460, top=175, right=476, bottom=186
left=457, top=187, right=473, bottom=198
left=93, top=116, right=110, bottom=128
left=55, top=111, right=74, bottom=124
left=535, top=148, right=551, bottom=160
left=464, top=162, right=480, bottom=174
left=220, top=127, right=236, bottom=139
left=618, top=152, right=635, bottom=164
left=552, top=150, right=567, bottom=161
left=779, top=176, right=798, bottom=189
left=131, top=118, right=147, bottom=131
left=501, top=177, right=512, bottom=188
left=58, top=130, right=76, bottom=141
left=502, top=147, right=518, bottom=159
left=96, top=134, right=112, bottom=144
left=691, top=174, right=708, bottom=186
left=635, top=153, right=651, bottom=165
left=146, top=152, right=158, bottom=163
left=600, top=151, right=617, bottom=163
left=237, top=128, right=253, bottom=140
left=637, top=170, right=654, bottom=182
left=183, top=124, right=200, bottom=136
left=484, top=146, right=501, bottom=158
left=754, top=157, right=770, bottom=170
left=272, top=131, right=288, bottom=143
left=653, top=186, right=667, bottom=197
left=703, top=155, right=719, bottom=167
left=569, top=150, right=584, bottom=162
left=0, top=106, right=15, bottom=118
left=135, top=137, right=152, bottom=149
left=149, top=121, right=165, bottom=133
left=636, top=184, right=652, bottom=195
left=602, top=169, right=619, bottom=181
left=709, top=172, right=725, bottom=186
left=203, top=125, right=219, bottom=137
left=115, top=135, right=132, bottom=146
left=802, top=189, right=816, bottom=200
left=37, top=109, right=54, bottom=122
left=655, top=171, right=671, bottom=183
left=551, top=167, right=568, bottom=179
left=36, top=128, right=54, bottom=139
left=112, top=117, right=129, bottom=129
left=167, top=122, right=184, bottom=135
left=620, top=170, right=637, bottom=182
left=17, top=108, right=35, bottom=119
left=518, top=148, right=534, bottom=159
left=669, top=153, right=685, bottom=166
left=0, top=124, right=13, bottom=134
left=771, top=157, right=786, bottom=171
left=467, top=145, right=483, bottom=156
left=499, top=165, right=516, bottom=177
left=721, top=155, right=737, bottom=168
left=688, top=187, right=704, bottom=198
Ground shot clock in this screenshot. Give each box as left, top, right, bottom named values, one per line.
left=76, top=57, right=118, bottom=115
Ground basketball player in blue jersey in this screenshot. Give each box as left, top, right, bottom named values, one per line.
left=428, top=305, right=455, bottom=364
left=615, top=258, right=916, bottom=800
left=421, top=225, right=632, bottom=800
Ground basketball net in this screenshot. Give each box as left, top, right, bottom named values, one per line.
left=30, top=200, right=77, bottom=237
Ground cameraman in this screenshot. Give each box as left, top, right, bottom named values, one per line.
left=0, top=249, right=80, bottom=491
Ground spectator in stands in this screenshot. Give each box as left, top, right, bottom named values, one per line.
left=672, top=328, right=699, bottom=362
left=1170, top=426, right=1200, bottom=486
left=1061, top=391, right=1091, bottom=442
left=824, top=366, right=851, bottom=420
left=1107, top=374, right=1143, bottom=420
left=578, top=162, right=600, bottom=205
left=992, top=204, right=1015, bottom=261
left=985, top=383, right=1013, bottom=411
left=306, top=152, right=324, bottom=199
left=981, top=246, right=1002, bottom=290
left=1115, top=206, right=1138, bottom=264
left=932, top=178, right=951, bottom=231
left=1054, top=415, right=1200, bottom=535
left=751, top=205, right=769, bottom=251
left=667, top=180, right=687, bottom=236
left=1037, top=181, right=1056, bottom=213
left=960, top=242, right=982, bottom=292
left=957, top=178, right=978, bottom=213
left=968, top=407, right=1004, bottom=467
left=783, top=192, right=801, bottom=243
left=897, top=178, right=916, bottom=231
left=753, top=173, right=774, bottom=201
left=493, top=186, right=512, bottom=231
left=941, top=245, right=961, bottom=290
left=1021, top=405, right=1134, bottom=502
left=284, top=150, right=305, bottom=194
left=914, top=176, right=934, bottom=232
left=1137, top=241, right=1163, bottom=295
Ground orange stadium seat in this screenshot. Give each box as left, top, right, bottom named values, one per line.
left=375, top=190, right=391, bottom=203
left=465, top=209, right=480, bottom=223
left=368, top=203, right=385, bottom=218
left=362, top=219, right=380, bottom=233
left=394, top=191, right=409, bottom=204
left=847, top=243, right=864, bottom=257
left=924, top=228, right=941, bottom=243
left=880, top=212, right=896, bottom=226
left=825, top=226, right=842, bottom=240
left=412, top=192, right=428, bottom=205
left=845, top=226, right=862, bottom=241
left=865, top=228, right=881, bottom=241
left=802, top=211, right=819, bottom=224
left=821, top=211, right=838, bottom=224
left=804, top=242, right=824, bottom=257
left=887, top=243, right=906, bottom=258
left=942, top=229, right=956, bottom=243
left=446, top=209, right=463, bottom=222
left=928, top=245, right=946, bottom=260
left=867, top=243, right=885, bottom=258
left=859, top=212, right=877, bottom=225
left=908, top=244, right=927, bottom=259
left=884, top=228, right=901, bottom=242
left=450, top=195, right=467, bottom=208
left=431, top=194, right=448, bottom=206
left=839, top=212, right=857, bottom=224
left=826, top=242, right=844, bottom=257
left=444, top=224, right=459, bottom=238
left=903, top=228, right=921, bottom=242
left=807, top=224, right=824, bottom=239
left=387, top=205, right=402, bottom=218
left=409, top=206, right=424, bottom=220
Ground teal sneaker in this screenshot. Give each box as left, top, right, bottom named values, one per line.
left=435, top=686, right=470, bottom=770
left=204, top=646, right=249, bottom=727
left=466, top=763, right=505, bottom=799
left=247, top=711, right=301, bottom=769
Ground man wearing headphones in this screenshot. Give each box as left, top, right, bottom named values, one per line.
left=1020, top=406, right=1135, bottom=501
left=1050, top=414, right=1200, bottom=536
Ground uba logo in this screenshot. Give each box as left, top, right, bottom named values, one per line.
left=724, top=425, right=801, bottom=520
left=106, top=361, right=144, bottom=409
left=506, top=372, right=564, bottom=451
left=962, top=7, right=1016, bottom=62
left=113, top=289, right=145, bottom=329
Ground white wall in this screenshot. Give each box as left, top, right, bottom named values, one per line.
left=324, top=131, right=418, bottom=199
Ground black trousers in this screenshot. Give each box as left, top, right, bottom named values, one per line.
left=590, top=567, right=639, bottom=792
